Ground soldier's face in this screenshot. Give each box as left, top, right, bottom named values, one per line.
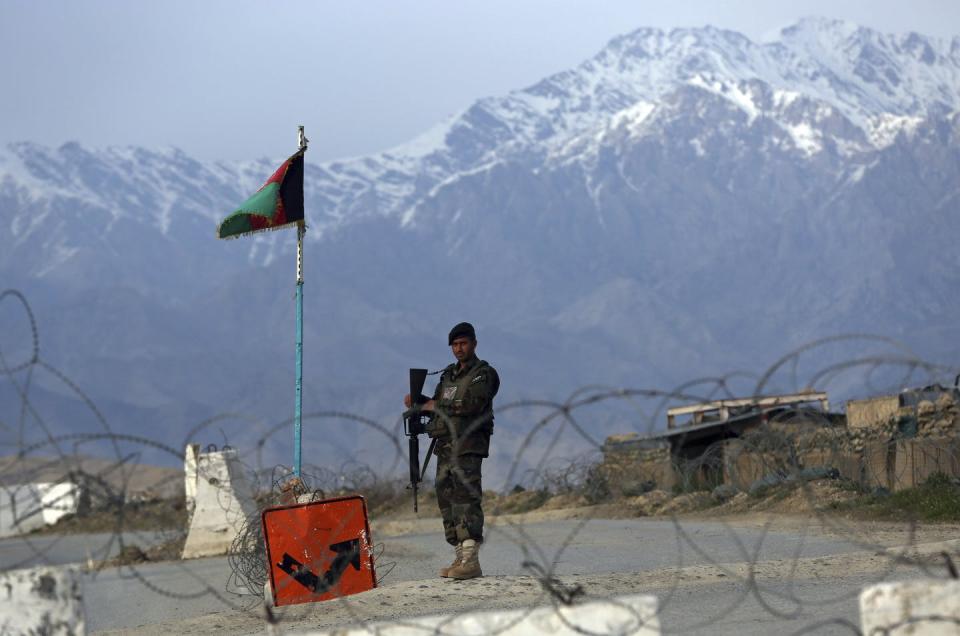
left=451, top=337, right=476, bottom=362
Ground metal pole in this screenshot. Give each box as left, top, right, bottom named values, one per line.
left=293, top=125, right=307, bottom=477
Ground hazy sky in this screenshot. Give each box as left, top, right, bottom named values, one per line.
left=2, top=0, right=958, bottom=162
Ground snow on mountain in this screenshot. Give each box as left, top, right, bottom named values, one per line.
left=3, top=18, right=959, bottom=247
left=230, top=18, right=945, bottom=240
left=466, top=17, right=959, bottom=156
left=259, top=17, right=960, bottom=229
left=1, top=18, right=958, bottom=473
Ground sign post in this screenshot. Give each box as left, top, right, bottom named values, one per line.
left=293, top=126, right=307, bottom=477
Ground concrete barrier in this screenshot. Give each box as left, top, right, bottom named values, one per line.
left=0, top=566, right=85, bottom=635
left=295, top=593, right=659, bottom=635
left=181, top=447, right=257, bottom=559
left=1, top=483, right=46, bottom=536
left=0, top=481, right=82, bottom=538
left=39, top=482, right=84, bottom=525
left=184, top=443, right=200, bottom=515
left=861, top=580, right=960, bottom=635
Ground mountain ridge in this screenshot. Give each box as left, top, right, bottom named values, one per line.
left=1, top=18, right=958, bottom=470
left=4, top=17, right=959, bottom=251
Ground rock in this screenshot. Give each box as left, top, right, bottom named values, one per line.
left=657, top=492, right=712, bottom=515
left=116, top=544, right=149, bottom=564
left=540, top=493, right=588, bottom=510
left=626, top=490, right=671, bottom=516
left=795, top=466, right=840, bottom=481
left=917, top=400, right=936, bottom=416
left=620, top=479, right=656, bottom=497
left=749, top=472, right=786, bottom=496
left=711, top=484, right=739, bottom=502
left=935, top=392, right=956, bottom=410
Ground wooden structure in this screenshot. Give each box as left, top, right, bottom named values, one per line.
left=666, top=392, right=829, bottom=429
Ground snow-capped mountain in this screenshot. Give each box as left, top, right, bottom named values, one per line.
left=5, top=18, right=959, bottom=247
left=337, top=17, right=960, bottom=222
left=312, top=18, right=960, bottom=233
left=1, top=18, right=958, bottom=469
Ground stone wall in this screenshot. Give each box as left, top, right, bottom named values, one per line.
left=604, top=395, right=960, bottom=495
left=846, top=396, right=900, bottom=429
left=600, top=435, right=675, bottom=493
left=916, top=392, right=959, bottom=436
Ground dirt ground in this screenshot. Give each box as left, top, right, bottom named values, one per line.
left=95, top=512, right=960, bottom=636
left=60, top=476, right=956, bottom=570
left=379, top=480, right=867, bottom=526
left=73, top=476, right=960, bottom=634
left=33, top=496, right=187, bottom=536
left=374, top=484, right=960, bottom=549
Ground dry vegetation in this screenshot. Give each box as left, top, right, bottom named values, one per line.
left=32, top=495, right=188, bottom=536
left=473, top=471, right=960, bottom=522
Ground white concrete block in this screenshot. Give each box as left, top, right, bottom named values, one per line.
left=181, top=447, right=258, bottom=559
left=0, top=483, right=45, bottom=537
left=39, top=482, right=82, bottom=526
left=0, top=481, right=82, bottom=538
left=861, top=580, right=960, bottom=635
left=294, top=593, right=659, bottom=635
left=184, top=443, right=200, bottom=515
left=0, top=566, right=85, bottom=635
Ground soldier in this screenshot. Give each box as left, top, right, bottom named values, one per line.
left=403, top=322, right=500, bottom=580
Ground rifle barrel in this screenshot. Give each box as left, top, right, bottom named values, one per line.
left=407, top=368, right=429, bottom=513
left=409, top=368, right=428, bottom=403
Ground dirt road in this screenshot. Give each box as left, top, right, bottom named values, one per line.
left=76, top=511, right=960, bottom=635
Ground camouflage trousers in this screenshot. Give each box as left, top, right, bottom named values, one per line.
left=435, top=448, right=484, bottom=546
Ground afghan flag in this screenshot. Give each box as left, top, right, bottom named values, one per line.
left=217, top=150, right=305, bottom=239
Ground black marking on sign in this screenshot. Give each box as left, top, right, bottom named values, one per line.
left=276, top=538, right=361, bottom=593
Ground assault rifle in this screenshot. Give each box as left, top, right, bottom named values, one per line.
left=403, top=368, right=436, bottom=512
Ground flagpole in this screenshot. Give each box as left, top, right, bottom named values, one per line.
left=294, top=125, right=307, bottom=477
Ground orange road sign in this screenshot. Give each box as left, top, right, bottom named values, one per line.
left=262, top=495, right=377, bottom=606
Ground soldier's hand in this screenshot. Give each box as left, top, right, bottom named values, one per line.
left=403, top=394, right=412, bottom=408
left=425, top=417, right=443, bottom=438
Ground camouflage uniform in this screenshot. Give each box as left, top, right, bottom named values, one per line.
left=429, top=354, right=499, bottom=546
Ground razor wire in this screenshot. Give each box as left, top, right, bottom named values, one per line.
left=2, top=288, right=960, bottom=635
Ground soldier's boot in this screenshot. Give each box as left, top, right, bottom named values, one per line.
left=448, top=539, right=482, bottom=580
left=439, top=543, right=463, bottom=578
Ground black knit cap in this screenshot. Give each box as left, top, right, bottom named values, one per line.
left=448, top=322, right=476, bottom=345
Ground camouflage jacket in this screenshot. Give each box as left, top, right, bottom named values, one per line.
left=430, top=355, right=500, bottom=457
